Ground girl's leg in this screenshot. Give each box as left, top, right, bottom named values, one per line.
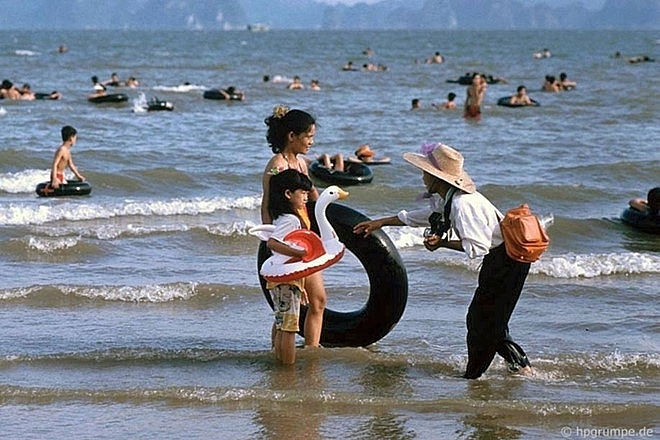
left=277, top=330, right=296, bottom=365
left=303, top=271, right=327, bottom=347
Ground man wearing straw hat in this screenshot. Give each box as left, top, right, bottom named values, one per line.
left=353, top=143, right=532, bottom=379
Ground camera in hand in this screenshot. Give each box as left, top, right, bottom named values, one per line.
left=425, top=212, right=450, bottom=238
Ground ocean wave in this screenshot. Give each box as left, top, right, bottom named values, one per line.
left=0, top=282, right=260, bottom=303
left=25, top=235, right=81, bottom=252
left=20, top=219, right=261, bottom=245
left=0, top=282, right=198, bottom=302
left=0, top=348, right=656, bottom=413
left=383, top=227, right=660, bottom=277
left=151, top=83, right=206, bottom=92
left=5, top=346, right=654, bottom=376
left=15, top=49, right=39, bottom=56
left=0, top=169, right=50, bottom=193
left=0, top=194, right=262, bottom=225
left=533, top=252, right=660, bottom=277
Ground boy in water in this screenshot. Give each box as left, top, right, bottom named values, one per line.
left=51, top=126, right=85, bottom=189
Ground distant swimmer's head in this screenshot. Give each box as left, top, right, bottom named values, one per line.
left=1, top=79, right=13, bottom=89
left=264, top=106, right=316, bottom=154
left=355, top=144, right=375, bottom=160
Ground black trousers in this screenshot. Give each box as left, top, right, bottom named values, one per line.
left=463, top=244, right=531, bottom=379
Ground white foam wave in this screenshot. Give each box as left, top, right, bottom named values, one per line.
left=131, top=92, right=148, bottom=113
left=532, top=252, right=660, bottom=277
left=152, top=84, right=205, bottom=92
left=0, top=195, right=262, bottom=225
left=381, top=226, right=426, bottom=248
left=66, top=283, right=198, bottom=302
left=0, top=283, right=198, bottom=302
left=208, top=220, right=260, bottom=236
left=26, top=235, right=81, bottom=252
left=0, top=169, right=50, bottom=193
left=270, top=75, right=292, bottom=83
left=0, top=286, right=36, bottom=300
left=0, top=107, right=7, bottom=116
left=15, top=49, right=39, bottom=56
left=384, top=227, right=660, bottom=277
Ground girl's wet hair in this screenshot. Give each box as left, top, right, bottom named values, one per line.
left=264, top=106, right=315, bottom=154
left=268, top=169, right=313, bottom=220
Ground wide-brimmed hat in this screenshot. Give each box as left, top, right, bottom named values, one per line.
left=403, top=143, right=476, bottom=193
left=355, top=144, right=375, bottom=158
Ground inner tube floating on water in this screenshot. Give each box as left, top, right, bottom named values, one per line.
left=146, top=99, right=174, bottom=111
left=202, top=89, right=244, bottom=101
left=34, top=92, right=61, bottom=100
left=88, top=93, right=129, bottom=104
left=447, top=75, right=506, bottom=85
left=621, top=207, right=660, bottom=234
left=497, top=96, right=540, bottom=107
left=345, top=156, right=391, bottom=166
left=35, top=181, right=92, bottom=197
left=257, top=201, right=408, bottom=347
left=309, top=160, right=373, bottom=186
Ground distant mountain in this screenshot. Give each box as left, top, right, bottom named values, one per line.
left=0, top=0, right=656, bottom=30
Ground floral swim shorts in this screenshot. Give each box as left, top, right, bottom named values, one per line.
left=270, top=284, right=302, bottom=333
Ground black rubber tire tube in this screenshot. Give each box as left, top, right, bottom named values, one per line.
left=257, top=201, right=408, bottom=347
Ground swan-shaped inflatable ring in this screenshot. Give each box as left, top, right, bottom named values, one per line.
left=250, top=185, right=349, bottom=283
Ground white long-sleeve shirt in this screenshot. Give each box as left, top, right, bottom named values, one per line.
left=397, top=190, right=504, bottom=259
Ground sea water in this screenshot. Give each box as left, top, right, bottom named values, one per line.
left=0, top=29, right=658, bottom=439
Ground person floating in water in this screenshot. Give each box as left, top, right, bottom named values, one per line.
left=509, top=86, right=537, bottom=106
left=433, top=92, right=457, bottom=110
left=629, top=187, right=660, bottom=217
left=464, top=74, right=486, bottom=120
left=50, top=125, right=85, bottom=189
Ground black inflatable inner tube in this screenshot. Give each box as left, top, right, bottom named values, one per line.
left=309, top=161, right=374, bottom=186
left=621, top=207, right=660, bottom=234
left=497, top=96, right=539, bottom=107
left=88, top=93, right=129, bottom=103
left=203, top=89, right=243, bottom=100
left=34, top=92, right=59, bottom=100
left=35, top=181, right=92, bottom=197
left=147, top=100, right=174, bottom=111
left=257, top=202, right=408, bottom=347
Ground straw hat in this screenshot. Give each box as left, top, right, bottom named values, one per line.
left=403, top=143, right=476, bottom=193
left=355, top=144, right=375, bottom=158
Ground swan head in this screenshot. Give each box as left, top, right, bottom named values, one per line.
left=318, top=185, right=349, bottom=204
